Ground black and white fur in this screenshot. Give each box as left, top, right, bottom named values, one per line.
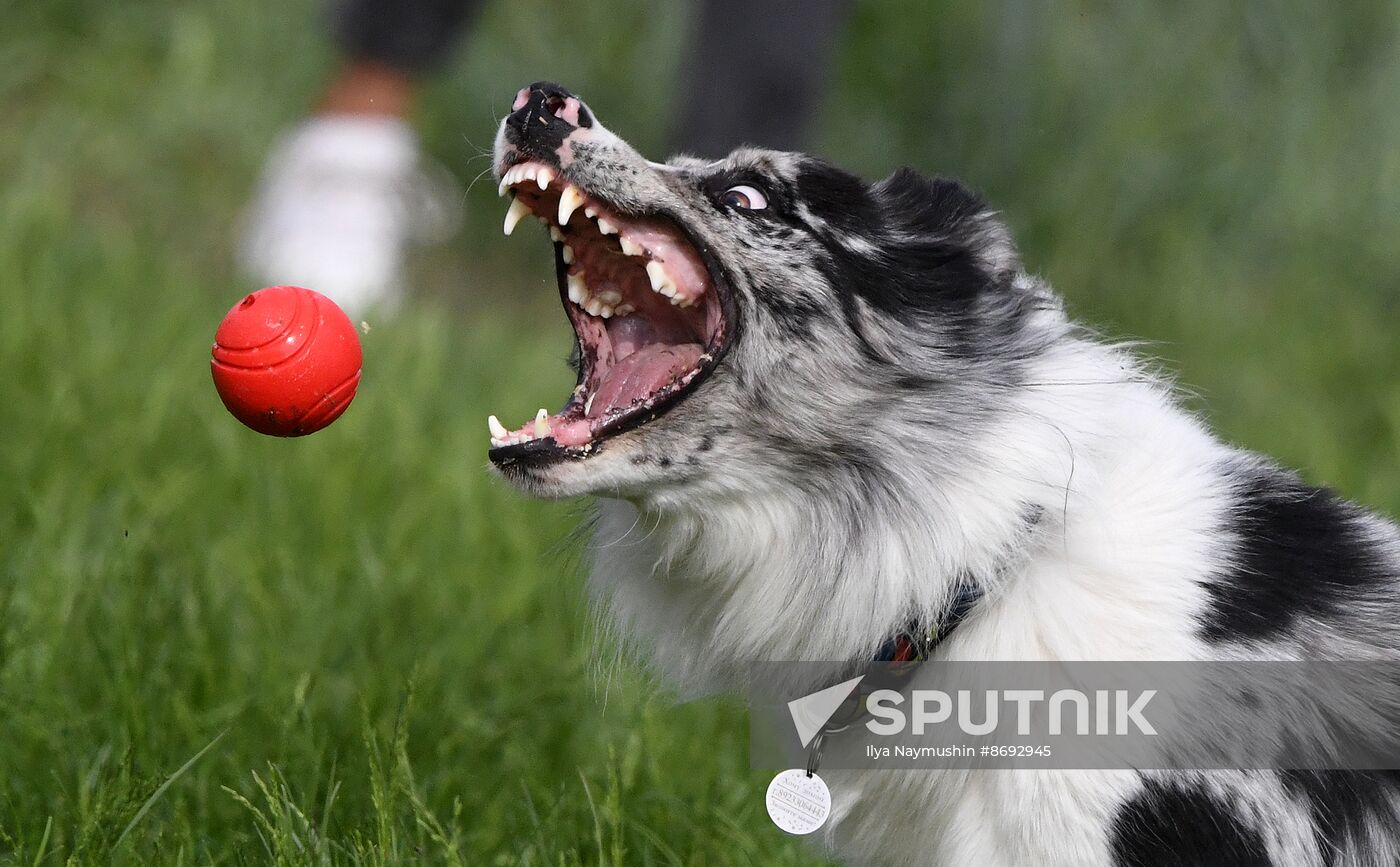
left=491, top=84, right=1400, bottom=866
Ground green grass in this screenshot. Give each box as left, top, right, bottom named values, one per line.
left=2, top=0, right=1399, bottom=863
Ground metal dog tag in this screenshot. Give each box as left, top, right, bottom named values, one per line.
left=765, top=768, right=831, bottom=835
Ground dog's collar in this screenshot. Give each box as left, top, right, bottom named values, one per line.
left=868, top=506, right=1040, bottom=663
left=803, top=583, right=986, bottom=776
left=871, top=583, right=984, bottom=663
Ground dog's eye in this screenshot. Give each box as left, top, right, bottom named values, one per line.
left=720, top=184, right=767, bottom=210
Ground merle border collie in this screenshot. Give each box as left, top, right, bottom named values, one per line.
left=486, top=82, right=1400, bottom=866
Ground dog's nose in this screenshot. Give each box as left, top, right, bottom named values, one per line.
left=504, top=81, right=594, bottom=162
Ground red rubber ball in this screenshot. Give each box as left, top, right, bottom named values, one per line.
left=210, top=286, right=362, bottom=437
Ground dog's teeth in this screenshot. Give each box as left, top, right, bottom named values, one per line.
left=614, top=303, right=635, bottom=316
left=561, top=244, right=575, bottom=264
left=584, top=297, right=615, bottom=318
left=584, top=206, right=597, bottom=219
left=618, top=236, right=643, bottom=256
left=596, top=289, right=622, bottom=305
left=645, top=260, right=677, bottom=297
left=535, top=408, right=550, bottom=436
left=558, top=186, right=584, bottom=225
left=549, top=226, right=564, bottom=242
left=503, top=197, right=530, bottom=235
left=596, top=216, right=618, bottom=235
left=567, top=271, right=588, bottom=304
left=497, top=176, right=510, bottom=197
left=488, top=414, right=508, bottom=440
left=645, top=261, right=666, bottom=291
left=536, top=166, right=554, bottom=189
left=584, top=392, right=595, bottom=415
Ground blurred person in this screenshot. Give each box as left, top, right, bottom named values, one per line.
left=239, top=0, right=851, bottom=315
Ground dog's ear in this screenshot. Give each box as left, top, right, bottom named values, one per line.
left=794, top=161, right=1023, bottom=323
left=871, top=168, right=1020, bottom=279
left=813, top=168, right=1020, bottom=321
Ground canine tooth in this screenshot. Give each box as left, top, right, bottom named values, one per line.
left=536, top=167, right=554, bottom=189
left=535, top=408, right=550, bottom=436
left=584, top=392, right=596, bottom=415
left=549, top=226, right=564, bottom=242
left=567, top=271, right=588, bottom=303
left=503, top=197, right=530, bottom=235
left=561, top=245, right=575, bottom=264
left=645, top=261, right=665, bottom=290
left=596, top=216, right=618, bottom=235
left=558, top=186, right=584, bottom=225
left=645, top=261, right=676, bottom=296
left=488, top=415, right=508, bottom=440
left=497, top=176, right=510, bottom=197
left=618, top=236, right=643, bottom=256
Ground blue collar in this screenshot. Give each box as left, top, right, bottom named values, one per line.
left=872, top=584, right=984, bottom=663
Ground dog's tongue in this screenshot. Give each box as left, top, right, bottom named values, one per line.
left=587, top=342, right=703, bottom=421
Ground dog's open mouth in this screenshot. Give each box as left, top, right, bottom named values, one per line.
left=487, top=161, right=730, bottom=462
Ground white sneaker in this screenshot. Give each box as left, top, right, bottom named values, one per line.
left=238, top=116, right=460, bottom=316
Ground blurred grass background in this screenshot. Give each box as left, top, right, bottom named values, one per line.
left=2, top=0, right=1398, bottom=863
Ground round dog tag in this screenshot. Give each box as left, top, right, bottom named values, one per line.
left=765, top=769, right=831, bottom=835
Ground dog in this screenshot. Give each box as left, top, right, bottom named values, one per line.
left=486, top=82, right=1400, bottom=866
